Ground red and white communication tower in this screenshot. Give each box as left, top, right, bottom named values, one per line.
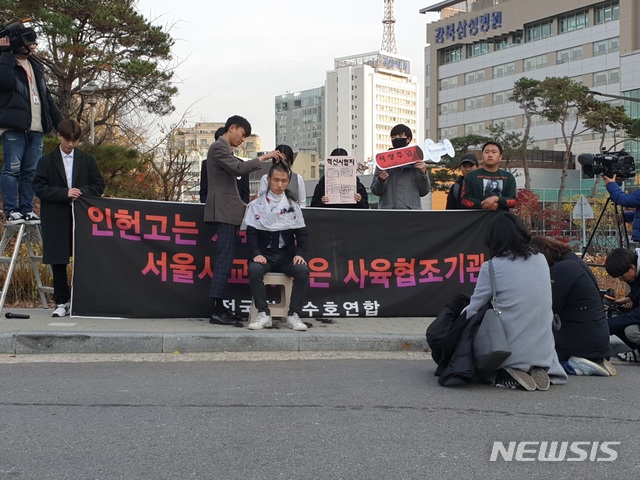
left=381, top=0, right=398, bottom=54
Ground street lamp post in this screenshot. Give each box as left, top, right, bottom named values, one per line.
left=78, top=80, right=99, bottom=144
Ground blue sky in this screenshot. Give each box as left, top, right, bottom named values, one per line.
left=136, top=0, right=440, bottom=146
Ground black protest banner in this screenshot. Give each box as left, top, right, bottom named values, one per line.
left=72, top=197, right=493, bottom=318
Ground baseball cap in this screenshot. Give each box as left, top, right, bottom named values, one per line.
left=459, top=153, right=478, bottom=167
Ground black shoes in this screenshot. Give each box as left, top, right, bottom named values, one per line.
left=209, top=310, right=243, bottom=326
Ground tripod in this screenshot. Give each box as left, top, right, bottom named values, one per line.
left=581, top=196, right=629, bottom=258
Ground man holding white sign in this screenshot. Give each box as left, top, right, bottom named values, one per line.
left=310, top=148, right=368, bottom=208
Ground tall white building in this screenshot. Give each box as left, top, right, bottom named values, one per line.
left=325, top=51, right=419, bottom=168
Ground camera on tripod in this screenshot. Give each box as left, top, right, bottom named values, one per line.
left=578, top=149, right=636, bottom=181
left=0, top=18, right=36, bottom=53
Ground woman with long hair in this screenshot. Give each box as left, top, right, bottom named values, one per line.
left=530, top=236, right=615, bottom=376
left=465, top=213, right=567, bottom=390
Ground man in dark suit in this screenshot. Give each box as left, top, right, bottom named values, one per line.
left=199, top=127, right=250, bottom=204
left=33, top=119, right=105, bottom=317
left=244, top=161, right=309, bottom=331
left=205, top=115, right=284, bottom=326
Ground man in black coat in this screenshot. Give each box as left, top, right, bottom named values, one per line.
left=0, top=24, right=62, bottom=224
left=446, top=153, right=478, bottom=210
left=33, top=119, right=105, bottom=317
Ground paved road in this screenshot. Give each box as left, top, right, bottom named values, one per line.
left=0, top=353, right=638, bottom=480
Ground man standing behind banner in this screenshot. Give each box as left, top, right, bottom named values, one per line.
left=446, top=153, right=478, bottom=210
left=205, top=115, right=285, bottom=326
left=33, top=119, right=105, bottom=317
left=461, top=141, right=517, bottom=211
left=370, top=124, right=430, bottom=210
left=243, top=161, right=309, bottom=331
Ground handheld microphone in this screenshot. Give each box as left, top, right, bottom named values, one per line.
left=4, top=312, right=30, bottom=319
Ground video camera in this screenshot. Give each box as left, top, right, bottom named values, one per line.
left=0, top=18, right=36, bottom=53
left=578, top=149, right=636, bottom=181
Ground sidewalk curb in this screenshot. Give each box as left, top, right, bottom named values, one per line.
left=0, top=331, right=427, bottom=355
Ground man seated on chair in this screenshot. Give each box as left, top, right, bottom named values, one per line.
left=242, top=161, right=309, bottom=331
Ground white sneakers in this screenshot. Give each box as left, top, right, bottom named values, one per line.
left=286, top=313, right=307, bottom=331
left=247, top=311, right=308, bottom=331
left=52, top=302, right=70, bottom=317
left=248, top=311, right=272, bottom=330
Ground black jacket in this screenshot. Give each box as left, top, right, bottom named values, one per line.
left=33, top=147, right=105, bottom=264
left=445, top=176, right=465, bottom=210
left=310, top=175, right=369, bottom=208
left=426, top=294, right=489, bottom=386
left=0, top=52, right=62, bottom=133
left=550, top=252, right=610, bottom=361
left=246, top=225, right=308, bottom=260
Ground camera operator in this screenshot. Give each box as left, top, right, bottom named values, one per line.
left=603, top=174, right=640, bottom=246
left=604, top=248, right=640, bottom=362
left=0, top=21, right=62, bottom=225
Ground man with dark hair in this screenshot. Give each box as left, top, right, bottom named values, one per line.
left=0, top=24, right=63, bottom=225
left=33, top=119, right=105, bottom=317
left=370, top=124, right=430, bottom=209
left=244, top=161, right=309, bottom=331
left=461, top=141, right=517, bottom=211
left=199, top=127, right=250, bottom=204
left=604, top=247, right=640, bottom=362
left=205, top=115, right=285, bottom=326
left=446, top=153, right=478, bottom=210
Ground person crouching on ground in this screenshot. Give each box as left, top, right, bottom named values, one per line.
left=464, top=213, right=567, bottom=390
left=33, top=119, right=105, bottom=317
left=243, top=161, right=309, bottom=331
left=530, top=236, right=616, bottom=376
left=604, top=248, right=640, bottom=362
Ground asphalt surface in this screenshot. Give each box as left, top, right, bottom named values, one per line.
left=0, top=356, right=638, bottom=480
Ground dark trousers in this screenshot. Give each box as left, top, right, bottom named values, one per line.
left=248, top=248, right=309, bottom=315
left=51, top=264, right=70, bottom=305
left=609, top=323, right=640, bottom=349
left=208, top=222, right=237, bottom=300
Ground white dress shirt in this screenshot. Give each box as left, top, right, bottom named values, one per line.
left=60, top=148, right=74, bottom=187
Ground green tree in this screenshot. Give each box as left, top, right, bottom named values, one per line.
left=510, top=77, right=541, bottom=190
left=582, top=102, right=633, bottom=196
left=0, top=0, right=177, bottom=143
left=537, top=77, right=594, bottom=207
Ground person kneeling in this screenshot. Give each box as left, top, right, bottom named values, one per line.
left=243, top=162, right=309, bottom=331
left=531, top=236, right=616, bottom=376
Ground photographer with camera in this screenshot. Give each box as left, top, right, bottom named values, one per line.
left=604, top=248, right=640, bottom=362
left=0, top=20, right=62, bottom=225
left=603, top=174, right=640, bottom=245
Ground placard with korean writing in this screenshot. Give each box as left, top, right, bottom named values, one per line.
left=72, top=197, right=493, bottom=318
left=325, top=156, right=357, bottom=204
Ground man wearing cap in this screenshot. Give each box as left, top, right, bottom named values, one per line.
left=446, top=153, right=478, bottom=210
left=0, top=23, right=62, bottom=225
